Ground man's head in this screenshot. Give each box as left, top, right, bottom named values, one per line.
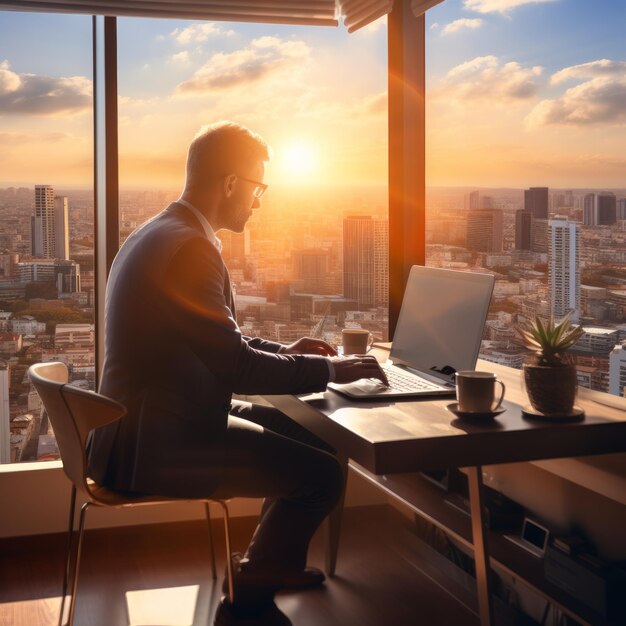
left=184, top=121, right=270, bottom=232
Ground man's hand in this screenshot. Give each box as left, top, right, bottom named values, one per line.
left=330, top=355, right=389, bottom=386
left=282, top=337, right=337, bottom=356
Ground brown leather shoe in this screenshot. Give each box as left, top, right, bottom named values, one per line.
left=223, top=553, right=325, bottom=595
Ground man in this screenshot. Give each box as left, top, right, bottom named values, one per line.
left=88, top=121, right=387, bottom=624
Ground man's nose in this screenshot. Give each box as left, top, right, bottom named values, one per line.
left=252, top=197, right=261, bottom=209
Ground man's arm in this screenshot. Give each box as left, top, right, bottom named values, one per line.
left=161, top=238, right=330, bottom=395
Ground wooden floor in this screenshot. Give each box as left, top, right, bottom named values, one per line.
left=0, top=505, right=479, bottom=626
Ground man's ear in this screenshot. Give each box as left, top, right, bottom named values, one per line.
left=223, top=174, right=237, bottom=198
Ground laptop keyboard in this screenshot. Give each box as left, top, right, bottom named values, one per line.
left=382, top=365, right=445, bottom=392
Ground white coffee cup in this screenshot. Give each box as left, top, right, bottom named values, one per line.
left=341, top=329, right=373, bottom=355
left=455, top=370, right=506, bottom=413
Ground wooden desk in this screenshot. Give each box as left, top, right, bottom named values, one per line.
left=264, top=350, right=626, bottom=626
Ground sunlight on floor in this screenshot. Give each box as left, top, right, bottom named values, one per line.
left=125, top=585, right=199, bottom=626
left=0, top=596, right=61, bottom=626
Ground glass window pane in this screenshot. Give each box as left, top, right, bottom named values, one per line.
left=426, top=0, right=626, bottom=395
left=0, top=12, right=94, bottom=463
left=117, top=17, right=389, bottom=351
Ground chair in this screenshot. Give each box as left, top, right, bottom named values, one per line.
left=28, top=362, right=234, bottom=626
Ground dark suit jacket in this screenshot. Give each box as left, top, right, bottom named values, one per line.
left=88, top=202, right=330, bottom=495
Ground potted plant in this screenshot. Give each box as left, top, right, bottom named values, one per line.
left=519, top=315, right=584, bottom=416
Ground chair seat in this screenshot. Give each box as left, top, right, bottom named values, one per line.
left=87, top=478, right=230, bottom=508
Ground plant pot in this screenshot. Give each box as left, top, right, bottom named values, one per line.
left=523, top=363, right=577, bottom=416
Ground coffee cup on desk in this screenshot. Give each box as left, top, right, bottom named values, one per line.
left=455, top=371, right=506, bottom=413
left=341, top=329, right=373, bottom=355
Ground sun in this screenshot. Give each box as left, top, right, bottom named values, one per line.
left=280, top=142, right=318, bottom=178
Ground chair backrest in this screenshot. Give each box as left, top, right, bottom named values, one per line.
left=28, top=362, right=127, bottom=496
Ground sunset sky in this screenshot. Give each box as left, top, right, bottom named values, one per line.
left=0, top=0, right=624, bottom=190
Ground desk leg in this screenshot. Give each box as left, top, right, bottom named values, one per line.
left=325, top=455, right=348, bottom=576
left=467, top=465, right=495, bottom=626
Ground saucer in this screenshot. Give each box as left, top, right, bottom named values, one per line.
left=521, top=405, right=585, bottom=422
left=446, top=402, right=506, bottom=421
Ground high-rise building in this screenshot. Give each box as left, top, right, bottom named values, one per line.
left=549, top=217, right=580, bottom=322
left=515, top=209, right=532, bottom=250
left=481, top=195, right=494, bottom=209
left=31, top=185, right=69, bottom=260
left=0, top=360, right=9, bottom=464
left=292, top=249, right=330, bottom=294
left=466, top=209, right=503, bottom=253
left=531, top=219, right=549, bottom=253
left=16, top=259, right=81, bottom=294
left=468, top=190, right=480, bottom=210
left=343, top=216, right=388, bottom=308
left=373, top=218, right=388, bottom=307
left=596, top=192, right=617, bottom=226
left=524, top=187, right=549, bottom=219
left=583, top=193, right=596, bottom=225
left=609, top=343, right=626, bottom=397
left=618, top=198, right=626, bottom=221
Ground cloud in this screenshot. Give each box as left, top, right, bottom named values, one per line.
left=174, top=37, right=310, bottom=95
left=170, top=51, right=190, bottom=64
left=170, top=22, right=234, bottom=45
left=430, top=22, right=440, bottom=30
left=436, top=55, right=543, bottom=103
left=526, top=61, right=626, bottom=127
left=550, top=59, right=626, bottom=85
left=442, top=18, right=483, bottom=35
left=463, top=0, right=556, bottom=13
left=0, top=60, right=91, bottom=116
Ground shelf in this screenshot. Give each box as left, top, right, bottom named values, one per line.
left=349, top=461, right=620, bottom=626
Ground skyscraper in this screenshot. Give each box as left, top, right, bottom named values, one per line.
left=515, top=209, right=532, bottom=250
left=618, top=198, right=626, bottom=221
left=549, top=217, right=580, bottom=322
left=373, top=218, right=388, bottom=307
left=596, top=192, right=617, bottom=226
left=524, top=187, right=549, bottom=219
left=583, top=193, right=596, bottom=225
left=609, top=343, right=626, bottom=397
left=466, top=209, right=503, bottom=253
left=31, top=185, right=69, bottom=260
left=468, top=190, right=480, bottom=210
left=343, top=216, right=388, bottom=308
left=0, top=360, right=9, bottom=464
left=531, top=219, right=549, bottom=253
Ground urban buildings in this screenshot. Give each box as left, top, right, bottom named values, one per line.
left=524, top=187, right=548, bottom=219
left=466, top=208, right=503, bottom=253
left=609, top=342, right=626, bottom=397
left=31, top=185, right=69, bottom=260
left=515, top=209, right=532, bottom=250
left=596, top=192, right=617, bottom=226
left=0, top=361, right=9, bottom=464
left=548, top=217, right=580, bottom=322
left=342, top=216, right=388, bottom=308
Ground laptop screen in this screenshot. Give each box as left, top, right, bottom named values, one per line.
left=390, top=266, right=495, bottom=378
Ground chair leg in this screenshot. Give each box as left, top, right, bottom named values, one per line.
left=68, top=502, right=91, bottom=626
left=59, top=485, right=77, bottom=626
left=204, top=502, right=217, bottom=580
left=218, top=502, right=235, bottom=604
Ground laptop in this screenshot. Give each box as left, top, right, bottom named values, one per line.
left=328, top=266, right=495, bottom=399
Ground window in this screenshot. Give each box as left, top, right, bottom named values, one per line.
left=426, top=0, right=626, bottom=394
left=117, top=17, right=389, bottom=349
left=0, top=12, right=94, bottom=463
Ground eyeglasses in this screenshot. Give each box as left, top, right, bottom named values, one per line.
left=237, top=175, right=268, bottom=198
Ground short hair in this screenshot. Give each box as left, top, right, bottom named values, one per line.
left=185, top=121, right=270, bottom=190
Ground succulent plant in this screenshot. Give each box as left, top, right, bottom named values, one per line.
left=519, top=314, right=585, bottom=367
